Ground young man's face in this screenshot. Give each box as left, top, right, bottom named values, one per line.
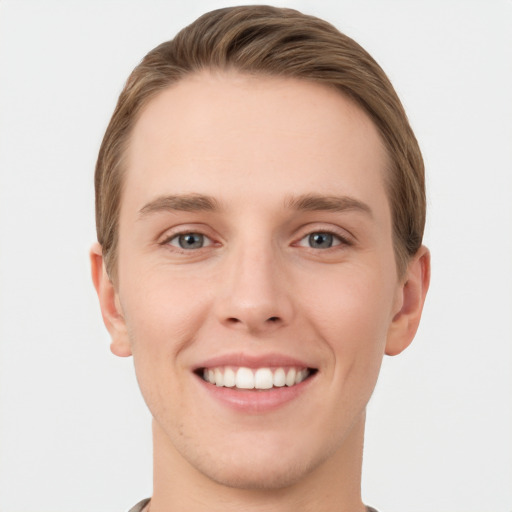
left=93, top=71, right=428, bottom=490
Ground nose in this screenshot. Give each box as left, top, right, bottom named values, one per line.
left=215, top=244, right=293, bottom=335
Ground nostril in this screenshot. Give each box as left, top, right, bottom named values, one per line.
left=223, top=315, right=282, bottom=330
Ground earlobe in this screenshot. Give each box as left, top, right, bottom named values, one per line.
left=385, top=246, right=431, bottom=356
left=90, top=243, right=132, bottom=357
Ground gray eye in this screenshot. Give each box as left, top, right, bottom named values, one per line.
left=308, top=232, right=334, bottom=249
left=171, top=233, right=206, bottom=249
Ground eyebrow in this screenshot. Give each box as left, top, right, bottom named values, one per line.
left=285, top=194, right=373, bottom=217
left=138, top=194, right=220, bottom=217
left=137, top=193, right=373, bottom=218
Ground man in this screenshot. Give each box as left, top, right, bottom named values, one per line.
left=91, top=6, right=430, bottom=511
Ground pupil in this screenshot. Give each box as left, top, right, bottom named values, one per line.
left=179, top=233, right=203, bottom=249
left=309, top=232, right=333, bottom=248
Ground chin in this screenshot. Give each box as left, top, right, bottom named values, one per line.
left=175, top=429, right=335, bottom=492
left=195, top=453, right=316, bottom=491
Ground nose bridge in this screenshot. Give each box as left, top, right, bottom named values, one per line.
left=217, top=237, right=291, bottom=332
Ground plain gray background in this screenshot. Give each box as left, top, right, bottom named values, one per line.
left=0, top=1, right=511, bottom=511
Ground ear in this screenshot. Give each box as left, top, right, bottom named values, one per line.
left=385, top=245, right=431, bottom=356
left=90, top=243, right=132, bottom=357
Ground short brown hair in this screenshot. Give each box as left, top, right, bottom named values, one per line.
left=95, top=5, right=425, bottom=282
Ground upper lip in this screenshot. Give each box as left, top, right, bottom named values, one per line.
left=193, top=352, right=316, bottom=371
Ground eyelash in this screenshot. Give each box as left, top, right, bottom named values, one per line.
left=159, top=227, right=353, bottom=252
left=161, top=232, right=215, bottom=251
left=295, top=230, right=352, bottom=250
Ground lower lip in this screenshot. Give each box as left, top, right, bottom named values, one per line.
left=194, top=373, right=316, bottom=414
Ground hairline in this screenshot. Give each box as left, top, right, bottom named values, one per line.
left=104, top=70, right=408, bottom=285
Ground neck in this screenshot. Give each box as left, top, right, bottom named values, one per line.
left=150, top=412, right=367, bottom=512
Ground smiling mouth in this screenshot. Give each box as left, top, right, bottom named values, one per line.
left=196, top=366, right=317, bottom=390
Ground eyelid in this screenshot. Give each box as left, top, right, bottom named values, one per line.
left=293, top=224, right=354, bottom=247
left=167, top=233, right=214, bottom=249
left=295, top=232, right=338, bottom=248
left=157, top=224, right=219, bottom=247
left=156, top=223, right=354, bottom=251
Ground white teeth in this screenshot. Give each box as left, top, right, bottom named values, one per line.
left=236, top=367, right=255, bottom=389
left=214, top=368, right=224, bottom=387
left=201, top=366, right=312, bottom=389
left=285, top=368, right=296, bottom=386
left=223, top=367, right=236, bottom=387
left=273, top=368, right=286, bottom=387
left=295, top=369, right=308, bottom=385
left=254, top=368, right=273, bottom=389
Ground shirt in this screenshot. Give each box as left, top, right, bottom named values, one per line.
left=128, top=498, right=379, bottom=511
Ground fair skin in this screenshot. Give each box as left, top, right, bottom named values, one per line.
left=91, top=71, right=430, bottom=512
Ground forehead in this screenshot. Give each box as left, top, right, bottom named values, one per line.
left=124, top=71, right=389, bottom=213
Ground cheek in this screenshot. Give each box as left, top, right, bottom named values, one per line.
left=304, top=265, right=395, bottom=377
left=119, top=272, right=214, bottom=419
left=120, top=269, right=213, bottom=359
left=304, top=260, right=395, bottom=334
